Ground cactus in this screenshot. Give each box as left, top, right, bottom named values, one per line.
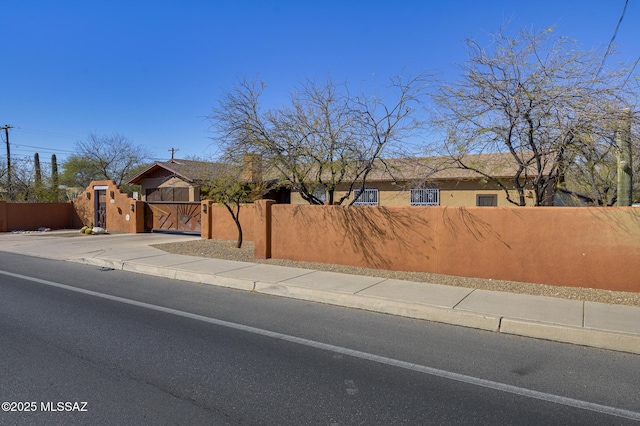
left=616, top=109, right=633, bottom=206
left=34, top=153, right=42, bottom=187
left=50, top=154, right=59, bottom=201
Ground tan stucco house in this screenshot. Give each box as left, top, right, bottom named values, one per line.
left=128, top=158, right=290, bottom=204
left=290, top=153, right=555, bottom=207
left=130, top=153, right=561, bottom=208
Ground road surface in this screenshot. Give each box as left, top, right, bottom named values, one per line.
left=1, top=252, right=639, bottom=424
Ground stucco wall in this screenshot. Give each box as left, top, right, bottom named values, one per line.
left=0, top=201, right=72, bottom=231
left=201, top=202, right=255, bottom=242
left=259, top=203, right=640, bottom=292
left=72, top=180, right=143, bottom=233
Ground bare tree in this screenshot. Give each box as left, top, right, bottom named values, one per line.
left=432, top=27, right=636, bottom=206
left=73, top=133, right=151, bottom=187
left=563, top=110, right=639, bottom=206
left=349, top=73, right=432, bottom=204
left=0, top=161, right=6, bottom=196
left=565, top=136, right=619, bottom=205
left=210, top=73, right=431, bottom=205
left=0, top=154, right=60, bottom=202
left=6, top=156, right=36, bottom=202
left=276, top=77, right=361, bottom=205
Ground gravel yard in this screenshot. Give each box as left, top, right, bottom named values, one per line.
left=152, top=239, right=640, bottom=307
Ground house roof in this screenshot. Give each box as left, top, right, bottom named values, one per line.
left=128, top=152, right=546, bottom=186
left=333, top=152, right=547, bottom=184
left=127, top=159, right=239, bottom=185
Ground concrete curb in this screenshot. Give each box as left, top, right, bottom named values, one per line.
left=500, top=318, right=640, bottom=355
left=254, top=282, right=501, bottom=332
left=71, top=256, right=640, bottom=355
left=75, top=257, right=124, bottom=270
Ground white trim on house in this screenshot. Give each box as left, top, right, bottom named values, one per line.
left=410, top=188, right=439, bottom=206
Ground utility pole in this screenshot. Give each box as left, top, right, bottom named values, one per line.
left=1, top=125, right=13, bottom=199
left=168, top=147, right=179, bottom=159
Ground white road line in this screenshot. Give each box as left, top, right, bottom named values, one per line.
left=3, top=269, right=640, bottom=422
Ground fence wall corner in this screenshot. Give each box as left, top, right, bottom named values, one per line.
left=0, top=201, right=6, bottom=232
left=254, top=199, right=275, bottom=259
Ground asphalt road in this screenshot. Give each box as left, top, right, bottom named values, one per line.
left=1, top=252, right=639, bottom=425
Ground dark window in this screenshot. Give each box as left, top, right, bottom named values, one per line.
left=146, top=187, right=190, bottom=201
left=476, top=194, right=498, bottom=206
left=173, top=188, right=189, bottom=201
left=146, top=188, right=161, bottom=201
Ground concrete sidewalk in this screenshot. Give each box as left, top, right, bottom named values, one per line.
left=1, top=231, right=639, bottom=355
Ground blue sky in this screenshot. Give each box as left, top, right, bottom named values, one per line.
left=1, top=0, right=638, bottom=167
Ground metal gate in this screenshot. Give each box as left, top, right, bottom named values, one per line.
left=94, top=188, right=107, bottom=228
left=144, top=202, right=201, bottom=234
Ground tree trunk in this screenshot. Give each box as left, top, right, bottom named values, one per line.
left=222, top=202, right=244, bottom=248
left=234, top=216, right=243, bottom=248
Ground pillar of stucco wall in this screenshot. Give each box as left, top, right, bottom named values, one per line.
left=129, top=200, right=145, bottom=233
left=0, top=201, right=7, bottom=232
left=103, top=181, right=135, bottom=233
left=201, top=201, right=213, bottom=239
left=254, top=199, right=274, bottom=259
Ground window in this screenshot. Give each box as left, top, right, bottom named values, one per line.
left=476, top=194, right=498, bottom=206
left=353, top=188, right=379, bottom=206
left=146, top=187, right=189, bottom=201
left=312, top=187, right=327, bottom=204
left=146, top=188, right=161, bottom=201
left=410, top=188, right=439, bottom=206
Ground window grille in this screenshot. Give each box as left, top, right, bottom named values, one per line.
left=410, top=188, right=439, bottom=206
left=353, top=188, right=379, bottom=206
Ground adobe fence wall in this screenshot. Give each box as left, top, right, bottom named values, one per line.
left=71, top=180, right=144, bottom=233
left=254, top=201, right=640, bottom=293
left=0, top=201, right=73, bottom=232
left=201, top=202, right=255, bottom=242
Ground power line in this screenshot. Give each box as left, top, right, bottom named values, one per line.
left=13, top=144, right=74, bottom=153
left=596, top=0, right=629, bottom=77
left=13, top=127, right=84, bottom=140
